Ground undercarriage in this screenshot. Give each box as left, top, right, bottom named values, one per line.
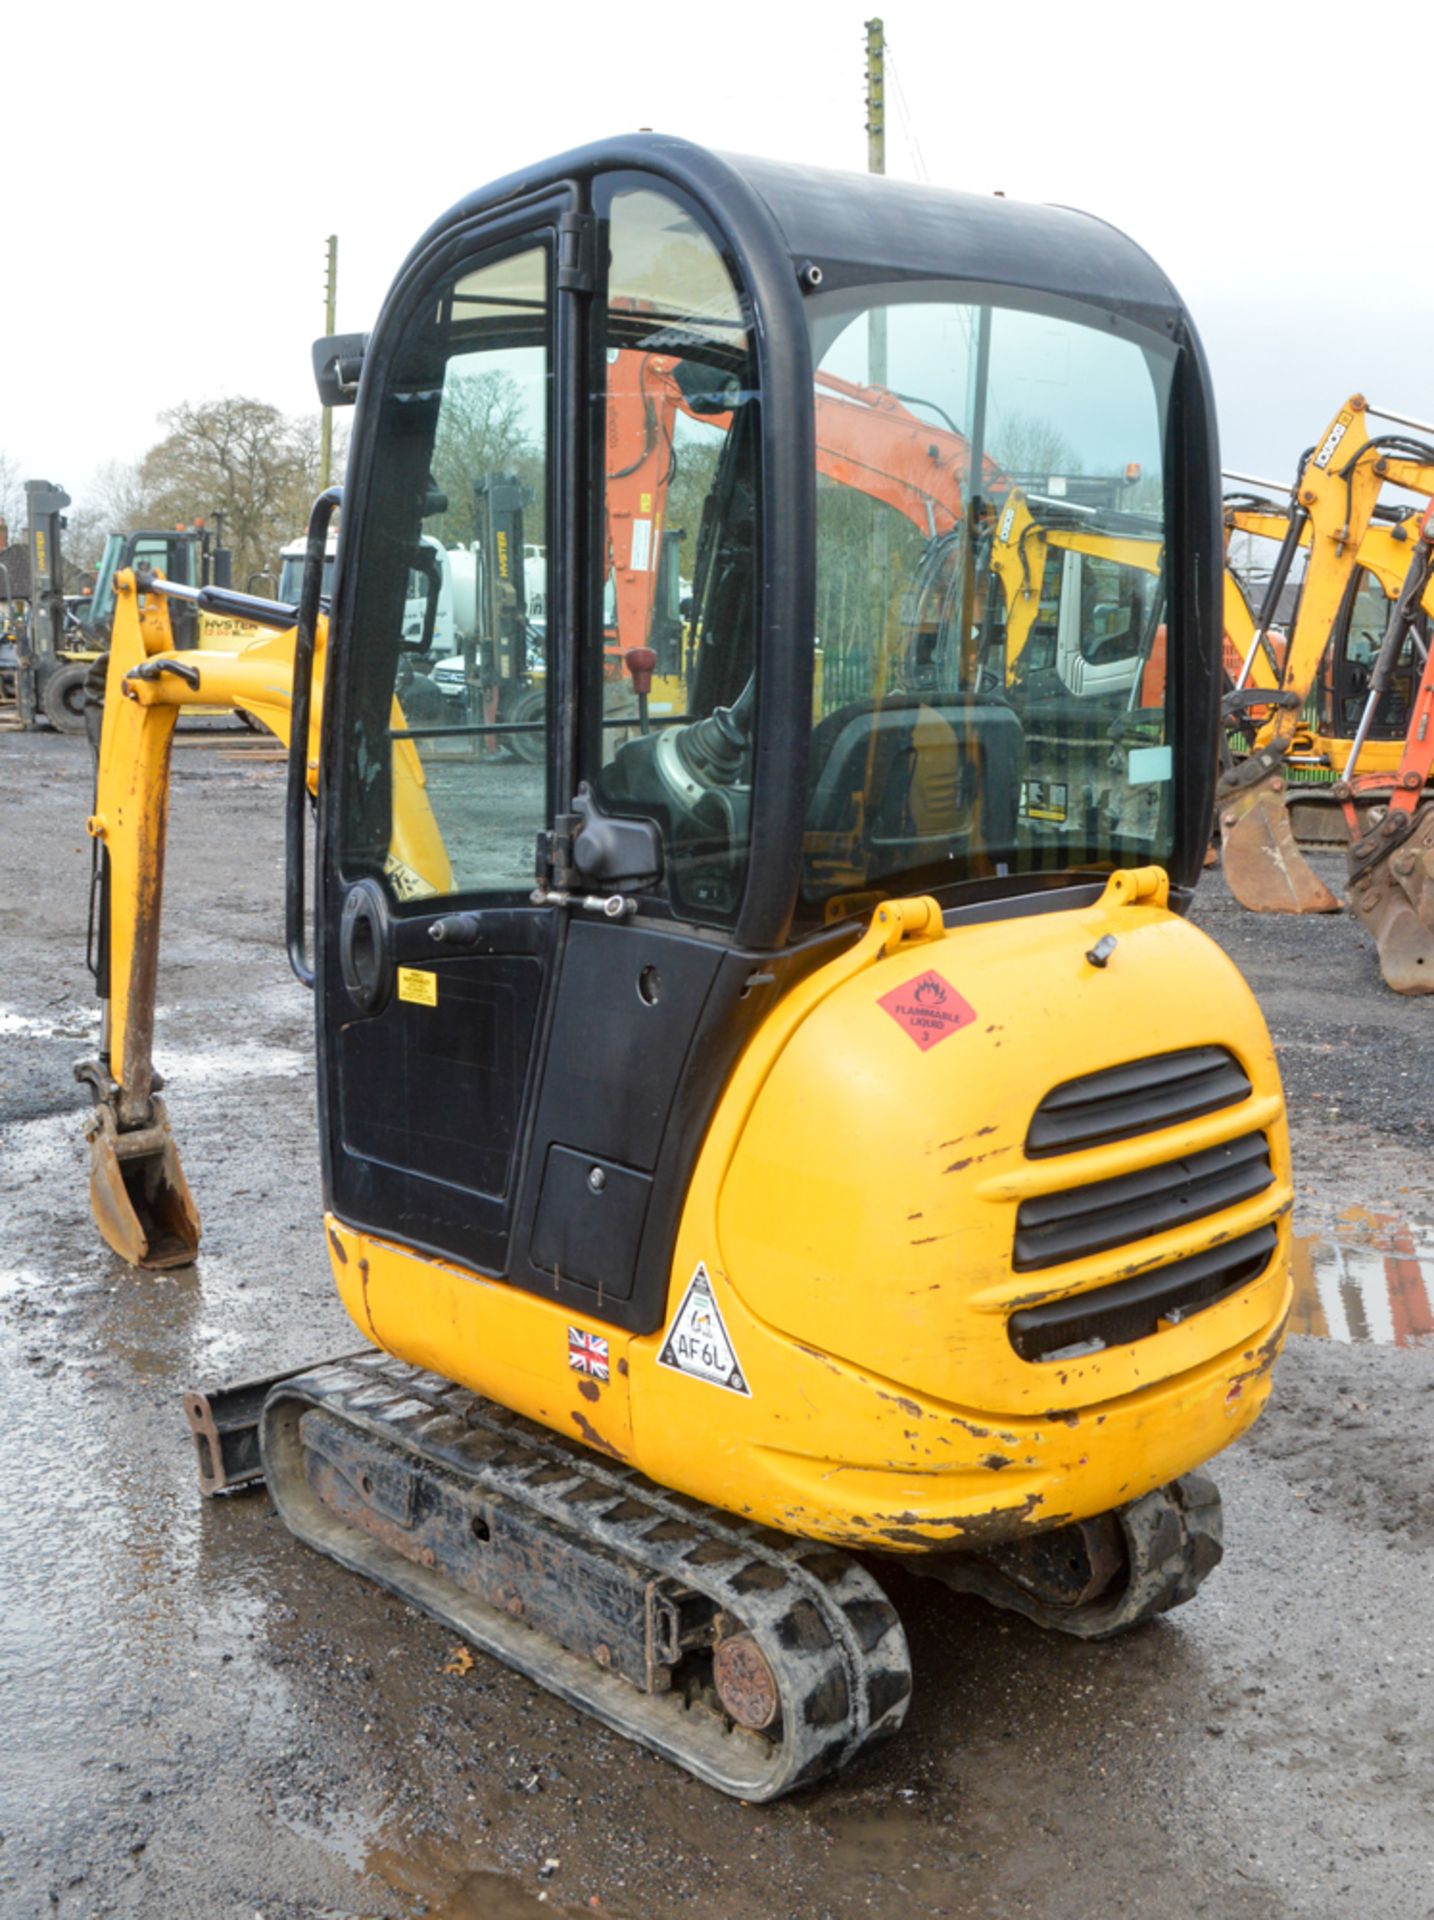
left=189, top=1351, right=1229, bottom=1799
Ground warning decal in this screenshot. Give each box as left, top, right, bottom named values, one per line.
left=877, top=969, right=977, bottom=1052
left=397, top=967, right=438, bottom=1007
left=656, top=1263, right=751, bottom=1396
left=384, top=854, right=438, bottom=902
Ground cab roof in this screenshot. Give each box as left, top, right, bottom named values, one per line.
left=404, top=132, right=1187, bottom=340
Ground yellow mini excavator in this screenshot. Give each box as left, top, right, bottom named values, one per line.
left=79, top=137, right=1292, bottom=1800
left=1217, top=398, right=1434, bottom=911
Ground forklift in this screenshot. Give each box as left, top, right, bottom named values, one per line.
left=3, top=479, right=93, bottom=731
left=83, top=519, right=234, bottom=652
left=81, top=135, right=1292, bottom=1800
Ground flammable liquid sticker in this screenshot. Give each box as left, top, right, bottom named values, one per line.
left=656, top=1263, right=751, bottom=1396
left=877, top=968, right=977, bottom=1052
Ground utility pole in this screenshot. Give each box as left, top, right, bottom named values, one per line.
left=319, top=234, right=338, bottom=489
left=864, top=18, right=887, bottom=389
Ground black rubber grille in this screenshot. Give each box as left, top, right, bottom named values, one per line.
left=1025, top=1047, right=1252, bottom=1159
left=1009, top=1225, right=1278, bottom=1363
left=1013, top=1131, right=1273, bottom=1272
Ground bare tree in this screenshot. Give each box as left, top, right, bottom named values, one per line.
left=0, top=450, right=25, bottom=548
left=430, top=369, right=538, bottom=545
left=85, top=459, right=152, bottom=534
left=137, top=397, right=324, bottom=586
left=988, top=413, right=1084, bottom=485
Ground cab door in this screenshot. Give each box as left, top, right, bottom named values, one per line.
left=316, top=175, right=787, bottom=1335
left=318, top=216, right=570, bottom=1280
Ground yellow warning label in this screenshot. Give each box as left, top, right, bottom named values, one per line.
left=383, top=855, right=438, bottom=902
left=397, top=967, right=438, bottom=1007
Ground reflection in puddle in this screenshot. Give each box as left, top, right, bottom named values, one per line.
left=281, top=1805, right=565, bottom=1918
left=1291, top=1212, right=1434, bottom=1347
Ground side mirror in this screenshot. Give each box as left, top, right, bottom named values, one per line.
left=401, top=544, right=442, bottom=655
left=672, top=356, right=747, bottom=416
left=312, top=332, right=369, bottom=409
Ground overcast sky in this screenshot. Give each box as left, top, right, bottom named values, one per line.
left=7, top=0, right=1432, bottom=510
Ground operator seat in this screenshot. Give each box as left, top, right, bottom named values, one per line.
left=803, top=690, right=1022, bottom=890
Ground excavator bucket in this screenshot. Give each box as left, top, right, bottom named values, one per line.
left=83, top=1094, right=200, bottom=1269
left=1346, top=808, right=1434, bottom=994
left=1219, top=769, right=1341, bottom=914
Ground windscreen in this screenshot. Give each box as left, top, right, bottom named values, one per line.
left=799, top=286, right=1176, bottom=925
left=278, top=552, right=336, bottom=604
left=88, top=535, right=124, bottom=628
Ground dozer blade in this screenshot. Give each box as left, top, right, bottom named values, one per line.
left=1219, top=775, right=1341, bottom=915
left=83, top=1093, right=200, bottom=1269
left=1347, top=807, right=1434, bottom=994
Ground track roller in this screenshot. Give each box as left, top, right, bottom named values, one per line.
left=259, top=1354, right=911, bottom=1801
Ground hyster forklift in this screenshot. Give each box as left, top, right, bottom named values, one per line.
left=4, top=479, right=97, bottom=731
left=81, top=137, right=1293, bottom=1800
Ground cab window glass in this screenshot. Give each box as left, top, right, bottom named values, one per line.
left=339, top=244, right=551, bottom=904
left=1330, top=564, right=1427, bottom=739
left=800, top=290, right=1172, bottom=925
left=587, top=184, right=760, bottom=928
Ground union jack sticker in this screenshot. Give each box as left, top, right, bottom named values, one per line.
left=568, top=1326, right=610, bottom=1382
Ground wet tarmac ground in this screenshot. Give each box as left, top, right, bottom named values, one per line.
left=2, top=732, right=1432, bottom=1920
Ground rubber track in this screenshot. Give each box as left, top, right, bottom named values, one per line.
left=912, top=1468, right=1224, bottom=1640
left=259, top=1353, right=912, bottom=1800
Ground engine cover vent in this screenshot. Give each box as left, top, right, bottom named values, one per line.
left=1014, top=1131, right=1273, bottom=1272
left=1009, top=1225, right=1278, bottom=1363
left=1025, top=1047, right=1251, bottom=1159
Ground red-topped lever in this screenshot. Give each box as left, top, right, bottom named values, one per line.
left=624, top=645, right=658, bottom=734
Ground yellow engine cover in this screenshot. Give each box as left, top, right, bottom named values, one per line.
left=328, top=874, right=1292, bottom=1556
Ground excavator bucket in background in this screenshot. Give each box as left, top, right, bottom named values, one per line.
left=82, top=1090, right=200, bottom=1269
left=1346, top=808, right=1434, bottom=994
left=1218, top=754, right=1341, bottom=914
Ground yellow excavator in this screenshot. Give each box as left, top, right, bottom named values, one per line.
left=1222, top=488, right=1431, bottom=767
left=1217, top=398, right=1434, bottom=910
left=990, top=484, right=1163, bottom=699
left=79, top=136, right=1292, bottom=1800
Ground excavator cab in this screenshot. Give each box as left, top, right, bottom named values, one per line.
left=307, top=143, right=1223, bottom=1309
left=88, top=138, right=1291, bottom=1798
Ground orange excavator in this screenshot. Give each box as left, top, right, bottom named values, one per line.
left=604, top=347, right=995, bottom=701
left=1216, top=398, right=1434, bottom=912
left=612, top=348, right=1173, bottom=735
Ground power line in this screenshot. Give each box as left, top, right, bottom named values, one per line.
left=887, top=51, right=929, bottom=183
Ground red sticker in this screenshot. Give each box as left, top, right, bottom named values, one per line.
left=878, top=969, right=977, bottom=1051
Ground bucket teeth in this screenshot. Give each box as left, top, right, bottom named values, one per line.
left=83, top=1093, right=200, bottom=1270
left=1220, top=775, right=1341, bottom=915
left=1347, top=808, right=1434, bottom=994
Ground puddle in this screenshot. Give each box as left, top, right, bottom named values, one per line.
left=1291, top=1211, right=1434, bottom=1347
left=281, top=1804, right=586, bottom=1918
